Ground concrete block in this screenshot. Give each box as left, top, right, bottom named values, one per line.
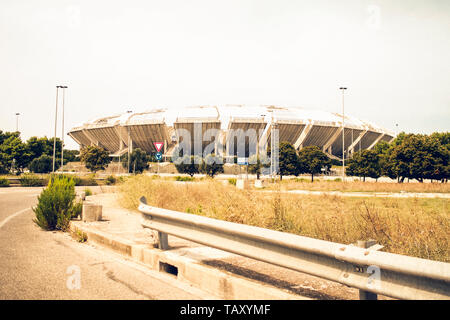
left=82, top=202, right=102, bottom=222
left=254, top=179, right=266, bottom=188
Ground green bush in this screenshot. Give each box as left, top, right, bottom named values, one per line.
left=105, top=175, right=117, bottom=185
left=175, top=176, right=195, bottom=182
left=29, top=155, right=53, bottom=173
left=19, top=173, right=44, bottom=187
left=84, top=188, right=92, bottom=197
left=200, top=154, right=224, bottom=178
left=33, top=175, right=81, bottom=231
left=0, top=177, right=10, bottom=187
left=79, top=174, right=98, bottom=186
left=71, top=201, right=82, bottom=219
left=49, top=173, right=81, bottom=186
left=228, top=178, right=236, bottom=186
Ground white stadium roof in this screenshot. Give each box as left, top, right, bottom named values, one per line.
left=69, top=105, right=395, bottom=159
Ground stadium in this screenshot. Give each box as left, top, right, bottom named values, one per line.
left=68, top=105, right=395, bottom=161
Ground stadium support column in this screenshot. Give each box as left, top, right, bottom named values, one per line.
left=127, top=126, right=133, bottom=173
left=348, top=129, right=368, bottom=154
left=368, top=133, right=384, bottom=150
left=294, top=122, right=312, bottom=150
left=270, top=122, right=279, bottom=179
left=323, top=127, right=343, bottom=154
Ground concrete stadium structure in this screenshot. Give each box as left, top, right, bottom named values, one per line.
left=68, top=105, right=395, bottom=160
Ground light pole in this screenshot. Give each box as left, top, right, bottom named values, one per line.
left=15, top=113, right=20, bottom=132
left=53, top=86, right=61, bottom=173
left=126, top=110, right=132, bottom=173
left=60, top=86, right=68, bottom=172
left=339, top=87, right=347, bottom=182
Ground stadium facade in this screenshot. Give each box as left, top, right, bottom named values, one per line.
left=68, top=105, right=395, bottom=160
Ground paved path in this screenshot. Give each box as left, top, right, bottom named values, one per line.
left=285, top=189, right=450, bottom=199
left=0, top=187, right=212, bottom=299
left=257, top=189, right=450, bottom=199
left=83, top=193, right=374, bottom=300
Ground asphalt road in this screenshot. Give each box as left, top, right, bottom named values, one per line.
left=0, top=187, right=211, bottom=300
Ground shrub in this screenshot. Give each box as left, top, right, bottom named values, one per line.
left=200, top=154, right=224, bottom=178
left=0, top=177, right=10, bottom=187
left=174, top=155, right=201, bottom=177
left=84, top=188, right=92, bottom=197
left=0, top=163, right=9, bottom=174
left=33, top=175, right=81, bottom=231
left=79, top=174, right=98, bottom=186
left=175, top=176, right=195, bottom=182
left=105, top=175, right=117, bottom=185
left=121, top=148, right=150, bottom=173
left=19, top=173, right=44, bottom=187
left=74, top=229, right=87, bottom=242
left=228, top=178, right=236, bottom=186
left=294, top=178, right=309, bottom=183
left=29, top=155, right=53, bottom=173
left=50, top=173, right=82, bottom=186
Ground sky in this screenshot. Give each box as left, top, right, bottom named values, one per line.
left=0, top=0, right=449, bottom=150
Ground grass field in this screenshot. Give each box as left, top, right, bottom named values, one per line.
left=119, top=176, right=449, bottom=262
left=263, top=178, right=450, bottom=193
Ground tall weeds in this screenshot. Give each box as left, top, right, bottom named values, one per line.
left=119, top=176, right=449, bottom=262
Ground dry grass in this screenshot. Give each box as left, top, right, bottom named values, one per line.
left=119, top=176, right=449, bottom=262
left=264, top=178, right=450, bottom=194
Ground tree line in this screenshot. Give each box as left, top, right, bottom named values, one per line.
left=247, top=132, right=449, bottom=183
left=347, top=132, right=449, bottom=183
left=0, top=131, right=78, bottom=174
left=5, top=128, right=446, bottom=184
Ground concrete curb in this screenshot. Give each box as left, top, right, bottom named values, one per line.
left=70, top=222, right=309, bottom=300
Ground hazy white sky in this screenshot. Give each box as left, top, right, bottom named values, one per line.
left=1, top=0, right=449, bottom=149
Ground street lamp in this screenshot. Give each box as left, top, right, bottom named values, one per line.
left=60, top=86, right=68, bottom=172
left=53, top=86, right=61, bottom=173
left=15, top=113, right=20, bottom=132
left=339, top=87, right=347, bottom=182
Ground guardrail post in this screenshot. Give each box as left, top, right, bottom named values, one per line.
left=158, top=232, right=169, bottom=250
left=356, top=240, right=378, bottom=300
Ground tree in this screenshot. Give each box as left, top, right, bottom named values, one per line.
left=248, top=154, right=270, bottom=179
left=174, top=155, right=201, bottom=177
left=26, top=136, right=58, bottom=159
left=430, top=132, right=450, bottom=182
left=29, top=154, right=55, bottom=173
left=278, top=142, right=300, bottom=180
left=121, top=148, right=150, bottom=173
left=346, top=150, right=381, bottom=181
left=297, top=146, right=331, bottom=182
left=63, top=149, right=79, bottom=163
left=386, top=133, right=448, bottom=183
left=200, top=153, right=224, bottom=178
left=373, top=141, right=392, bottom=178
left=0, top=130, right=20, bottom=145
left=0, top=135, right=31, bottom=172
left=79, top=146, right=111, bottom=172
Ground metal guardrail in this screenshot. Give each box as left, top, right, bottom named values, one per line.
left=138, top=196, right=450, bottom=300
